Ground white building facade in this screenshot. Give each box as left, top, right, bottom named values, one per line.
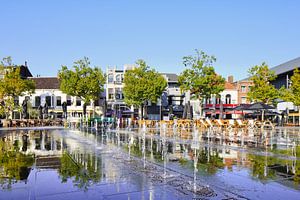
left=18, top=77, right=103, bottom=118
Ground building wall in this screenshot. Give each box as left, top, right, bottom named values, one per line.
left=19, top=89, right=103, bottom=117
left=234, top=80, right=253, bottom=104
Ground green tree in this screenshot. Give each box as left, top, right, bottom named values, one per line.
left=247, top=62, right=279, bottom=104
left=280, top=68, right=300, bottom=125
left=58, top=57, right=106, bottom=117
left=178, top=50, right=225, bottom=117
left=123, top=60, right=167, bottom=119
left=0, top=57, right=35, bottom=119
left=247, top=63, right=279, bottom=120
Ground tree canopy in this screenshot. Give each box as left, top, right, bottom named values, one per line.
left=280, top=68, right=300, bottom=125
left=247, top=62, right=278, bottom=104
left=58, top=57, right=106, bottom=103
left=280, top=68, right=300, bottom=106
left=0, top=57, right=35, bottom=99
left=123, top=60, right=167, bottom=107
left=178, top=50, right=225, bottom=103
left=0, top=57, right=35, bottom=119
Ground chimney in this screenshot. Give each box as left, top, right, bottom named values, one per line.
left=227, top=75, right=234, bottom=83
left=25, top=61, right=28, bottom=67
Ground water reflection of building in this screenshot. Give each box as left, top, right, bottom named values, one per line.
left=2, top=130, right=64, bottom=156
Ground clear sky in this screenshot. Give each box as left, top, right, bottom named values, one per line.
left=1, top=0, right=300, bottom=81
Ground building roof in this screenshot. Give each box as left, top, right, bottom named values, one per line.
left=225, top=82, right=235, bottom=90
left=270, top=57, right=300, bottom=75
left=19, top=65, right=33, bottom=78
left=30, top=77, right=60, bottom=89
left=161, top=73, right=178, bottom=82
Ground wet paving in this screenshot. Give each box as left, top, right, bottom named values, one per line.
left=0, top=126, right=299, bottom=200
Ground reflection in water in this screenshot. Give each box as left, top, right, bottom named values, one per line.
left=59, top=151, right=101, bottom=191
left=0, top=127, right=299, bottom=199
left=0, top=129, right=103, bottom=191
left=0, top=140, right=34, bottom=189
left=114, top=128, right=300, bottom=189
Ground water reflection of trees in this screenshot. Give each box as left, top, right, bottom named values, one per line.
left=59, top=151, right=101, bottom=191
left=249, top=153, right=299, bottom=186
left=197, top=149, right=225, bottom=174
left=124, top=136, right=226, bottom=175
left=0, top=140, right=34, bottom=189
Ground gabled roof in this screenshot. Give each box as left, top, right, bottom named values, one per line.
left=29, top=77, right=60, bottom=89
left=270, top=57, right=300, bottom=75
left=19, top=65, right=33, bottom=78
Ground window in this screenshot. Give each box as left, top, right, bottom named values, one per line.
left=241, top=97, right=247, bottom=104
left=115, top=88, right=123, bottom=99
left=67, top=96, right=72, bottom=106
left=56, top=96, right=61, bottom=106
left=115, top=74, right=123, bottom=84
left=76, top=97, right=81, bottom=106
left=108, top=88, right=114, bottom=100
left=45, top=96, right=52, bottom=107
left=225, top=94, right=231, bottom=104
left=108, top=74, right=114, bottom=83
left=241, top=85, right=246, bottom=92
left=35, top=96, right=41, bottom=107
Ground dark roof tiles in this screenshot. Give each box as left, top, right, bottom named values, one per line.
left=29, top=77, right=60, bottom=89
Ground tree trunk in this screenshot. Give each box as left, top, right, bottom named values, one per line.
left=262, top=110, right=265, bottom=121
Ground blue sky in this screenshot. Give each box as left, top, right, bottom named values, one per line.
left=1, top=0, right=300, bottom=80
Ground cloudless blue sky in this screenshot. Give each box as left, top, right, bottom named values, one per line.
left=1, top=0, right=300, bottom=80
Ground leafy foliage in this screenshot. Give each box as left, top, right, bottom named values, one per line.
left=247, top=62, right=279, bottom=104
left=178, top=50, right=225, bottom=117
left=123, top=60, right=167, bottom=106
left=59, top=152, right=101, bottom=191
left=58, top=57, right=106, bottom=103
left=178, top=50, right=225, bottom=100
left=0, top=57, right=35, bottom=118
left=280, top=68, right=300, bottom=106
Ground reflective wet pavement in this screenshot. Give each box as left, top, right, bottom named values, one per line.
left=0, top=127, right=299, bottom=200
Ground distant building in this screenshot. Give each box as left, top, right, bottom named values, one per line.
left=234, top=78, right=253, bottom=104
left=269, top=57, right=300, bottom=124
left=17, top=77, right=104, bottom=119
left=105, top=65, right=136, bottom=118
left=203, top=76, right=239, bottom=119
left=0, top=62, right=33, bottom=79
left=270, top=57, right=300, bottom=89
left=105, top=66, right=185, bottom=120
left=147, top=73, right=184, bottom=120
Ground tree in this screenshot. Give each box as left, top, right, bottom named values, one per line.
left=178, top=50, right=225, bottom=117
left=280, top=68, right=300, bottom=125
left=0, top=57, right=35, bottom=119
left=247, top=62, right=279, bottom=104
left=123, top=60, right=167, bottom=119
left=247, top=62, right=279, bottom=121
left=58, top=57, right=106, bottom=117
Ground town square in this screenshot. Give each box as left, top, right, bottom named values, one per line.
left=0, top=1, right=299, bottom=200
